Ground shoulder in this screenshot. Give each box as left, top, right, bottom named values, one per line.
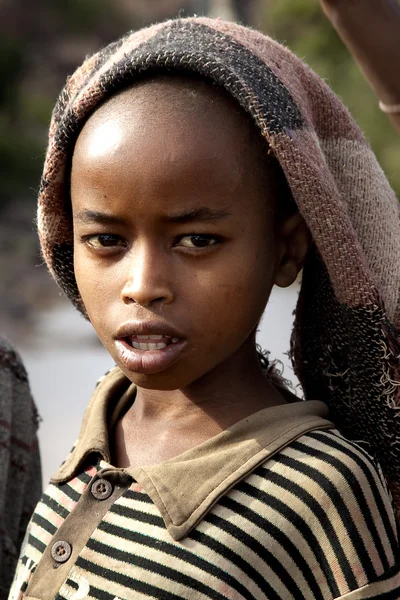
left=271, top=429, right=399, bottom=581
left=272, top=427, right=396, bottom=521
left=245, top=426, right=398, bottom=546
left=279, top=427, right=392, bottom=497
left=229, top=427, right=400, bottom=597
left=244, top=428, right=400, bottom=596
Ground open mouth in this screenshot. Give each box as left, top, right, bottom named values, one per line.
left=114, top=321, right=186, bottom=374
left=126, top=334, right=180, bottom=351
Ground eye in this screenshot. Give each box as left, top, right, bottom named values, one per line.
left=177, top=234, right=220, bottom=249
left=83, top=234, right=127, bottom=252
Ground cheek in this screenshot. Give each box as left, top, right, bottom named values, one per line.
left=189, top=244, right=274, bottom=344
left=73, top=250, right=119, bottom=323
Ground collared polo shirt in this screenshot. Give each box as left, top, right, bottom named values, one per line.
left=9, top=367, right=400, bottom=599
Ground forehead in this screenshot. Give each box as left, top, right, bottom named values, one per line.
left=71, top=75, right=280, bottom=220
left=75, top=74, right=260, bottom=160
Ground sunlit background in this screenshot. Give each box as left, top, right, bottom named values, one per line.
left=1, top=0, right=399, bottom=484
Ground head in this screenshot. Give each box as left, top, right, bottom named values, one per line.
left=70, top=74, right=309, bottom=390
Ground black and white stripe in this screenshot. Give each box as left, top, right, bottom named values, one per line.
left=10, top=429, right=400, bottom=599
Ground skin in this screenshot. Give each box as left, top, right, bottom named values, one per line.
left=320, top=0, right=400, bottom=132
left=71, top=76, right=309, bottom=468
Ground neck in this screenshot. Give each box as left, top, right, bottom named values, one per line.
left=131, top=342, right=285, bottom=431
left=112, top=340, right=288, bottom=468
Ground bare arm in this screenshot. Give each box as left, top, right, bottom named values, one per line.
left=320, top=0, right=400, bottom=132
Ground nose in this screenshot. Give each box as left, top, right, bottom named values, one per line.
left=120, top=241, right=174, bottom=308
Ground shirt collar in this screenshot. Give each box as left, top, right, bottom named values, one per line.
left=52, top=366, right=333, bottom=540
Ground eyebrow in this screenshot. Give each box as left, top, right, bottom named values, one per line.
left=75, top=210, right=127, bottom=226
left=162, top=207, right=232, bottom=224
left=75, top=207, right=232, bottom=225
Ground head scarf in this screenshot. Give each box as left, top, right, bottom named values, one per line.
left=37, top=17, right=400, bottom=518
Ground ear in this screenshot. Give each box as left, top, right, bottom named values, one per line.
left=274, top=212, right=310, bottom=288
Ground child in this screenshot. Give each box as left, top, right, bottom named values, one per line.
left=10, top=16, right=400, bottom=599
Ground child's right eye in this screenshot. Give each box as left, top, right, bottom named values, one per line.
left=83, top=234, right=127, bottom=251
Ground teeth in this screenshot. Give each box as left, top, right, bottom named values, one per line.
left=136, top=334, right=166, bottom=340
left=132, top=341, right=167, bottom=351
left=129, top=334, right=180, bottom=348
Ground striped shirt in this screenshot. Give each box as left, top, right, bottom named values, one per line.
left=9, top=368, right=400, bottom=599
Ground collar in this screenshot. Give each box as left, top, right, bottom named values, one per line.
left=52, top=366, right=334, bottom=540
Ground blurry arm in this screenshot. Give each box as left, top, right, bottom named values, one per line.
left=320, top=0, right=400, bottom=133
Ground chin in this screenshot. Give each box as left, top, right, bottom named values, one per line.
left=119, top=365, right=197, bottom=392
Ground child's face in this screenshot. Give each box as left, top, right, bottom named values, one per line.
left=71, top=78, right=300, bottom=390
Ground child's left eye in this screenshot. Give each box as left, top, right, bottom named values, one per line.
left=177, top=234, right=219, bottom=249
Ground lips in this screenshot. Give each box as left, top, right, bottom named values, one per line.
left=113, top=320, right=186, bottom=375
left=115, top=319, right=184, bottom=340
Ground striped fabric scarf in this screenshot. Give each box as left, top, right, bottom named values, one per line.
left=37, top=18, right=400, bottom=519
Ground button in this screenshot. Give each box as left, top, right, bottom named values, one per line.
left=51, top=540, right=72, bottom=563
left=91, top=478, right=113, bottom=500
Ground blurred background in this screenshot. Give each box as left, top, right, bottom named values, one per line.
left=1, top=0, right=399, bottom=484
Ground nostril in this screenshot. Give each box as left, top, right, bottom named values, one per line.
left=122, top=294, right=135, bottom=305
